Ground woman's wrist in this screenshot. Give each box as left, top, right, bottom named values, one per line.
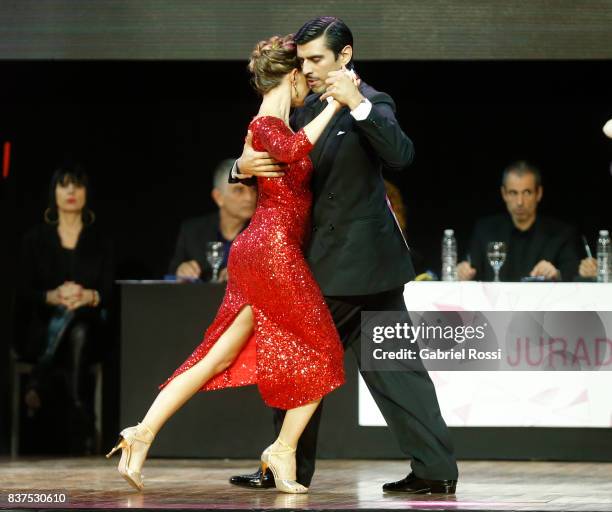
left=92, top=289, right=100, bottom=307
left=88, top=289, right=100, bottom=307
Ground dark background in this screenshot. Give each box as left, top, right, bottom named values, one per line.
left=2, top=60, right=611, bottom=277
left=1, top=59, right=611, bottom=456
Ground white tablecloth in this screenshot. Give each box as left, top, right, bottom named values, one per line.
left=359, top=282, right=612, bottom=428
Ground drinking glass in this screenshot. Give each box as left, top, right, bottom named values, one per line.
left=487, top=241, right=507, bottom=282
left=206, top=241, right=225, bottom=282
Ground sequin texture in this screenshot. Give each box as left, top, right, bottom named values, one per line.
left=158, top=116, right=345, bottom=409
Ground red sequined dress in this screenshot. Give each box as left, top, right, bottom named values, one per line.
left=158, top=116, right=345, bottom=409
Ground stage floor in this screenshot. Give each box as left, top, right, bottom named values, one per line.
left=0, top=458, right=611, bottom=511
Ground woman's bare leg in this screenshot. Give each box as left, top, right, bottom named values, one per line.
left=277, top=400, right=321, bottom=448
left=125, top=305, right=254, bottom=471
left=262, top=399, right=322, bottom=492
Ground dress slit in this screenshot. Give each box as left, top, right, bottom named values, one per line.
left=158, top=283, right=259, bottom=393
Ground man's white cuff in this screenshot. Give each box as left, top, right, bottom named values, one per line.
left=231, top=160, right=239, bottom=179
left=350, top=98, right=372, bottom=121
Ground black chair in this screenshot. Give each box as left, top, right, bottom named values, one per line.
left=9, top=346, right=103, bottom=457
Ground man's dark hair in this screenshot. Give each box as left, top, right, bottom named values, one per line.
left=501, top=160, right=542, bottom=188
left=294, top=16, right=354, bottom=69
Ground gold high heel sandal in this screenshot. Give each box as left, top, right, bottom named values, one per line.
left=105, top=421, right=155, bottom=491
left=261, top=439, right=308, bottom=494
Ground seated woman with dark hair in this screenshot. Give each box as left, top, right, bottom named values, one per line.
left=16, top=164, right=114, bottom=454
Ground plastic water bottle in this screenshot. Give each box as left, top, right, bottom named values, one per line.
left=441, top=229, right=458, bottom=281
left=597, top=229, right=611, bottom=283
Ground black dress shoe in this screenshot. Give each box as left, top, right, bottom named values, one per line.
left=383, top=472, right=457, bottom=494
left=229, top=467, right=275, bottom=489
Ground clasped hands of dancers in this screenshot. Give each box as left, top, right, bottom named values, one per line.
left=107, top=16, right=459, bottom=496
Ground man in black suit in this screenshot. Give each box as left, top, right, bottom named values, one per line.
left=457, top=161, right=580, bottom=282
left=169, top=159, right=256, bottom=281
left=229, top=17, right=458, bottom=494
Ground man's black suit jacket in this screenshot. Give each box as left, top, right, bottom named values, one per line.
left=168, top=211, right=222, bottom=279
left=468, top=213, right=580, bottom=282
left=232, top=82, right=416, bottom=296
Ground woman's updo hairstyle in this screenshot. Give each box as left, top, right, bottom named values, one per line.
left=248, top=34, right=299, bottom=95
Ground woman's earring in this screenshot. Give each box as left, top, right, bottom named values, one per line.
left=84, top=208, right=96, bottom=226
left=292, top=81, right=298, bottom=97
left=44, top=208, right=59, bottom=225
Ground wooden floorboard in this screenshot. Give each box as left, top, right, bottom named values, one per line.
left=1, top=458, right=611, bottom=511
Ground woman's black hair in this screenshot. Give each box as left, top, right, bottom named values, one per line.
left=46, top=162, right=92, bottom=222
left=294, top=16, right=354, bottom=69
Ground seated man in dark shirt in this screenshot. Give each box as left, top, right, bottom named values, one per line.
left=457, top=161, right=580, bottom=282
left=169, top=159, right=257, bottom=281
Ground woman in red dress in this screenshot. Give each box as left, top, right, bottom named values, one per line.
left=106, top=34, right=345, bottom=494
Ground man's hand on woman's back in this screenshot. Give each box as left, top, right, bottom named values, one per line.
left=236, top=131, right=286, bottom=179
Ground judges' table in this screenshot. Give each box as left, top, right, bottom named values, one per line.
left=119, top=281, right=612, bottom=461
